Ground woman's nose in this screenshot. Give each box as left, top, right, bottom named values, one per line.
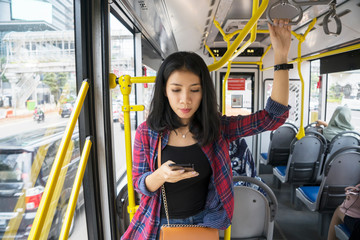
left=180, top=92, right=191, bottom=105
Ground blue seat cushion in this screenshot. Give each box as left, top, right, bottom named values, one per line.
left=338, top=224, right=351, bottom=237
left=260, top=153, right=268, bottom=160
left=298, top=186, right=319, bottom=203
left=274, top=166, right=287, bottom=177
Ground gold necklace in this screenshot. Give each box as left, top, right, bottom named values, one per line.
left=176, top=129, right=190, bottom=138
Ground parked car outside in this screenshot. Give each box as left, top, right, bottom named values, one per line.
left=0, top=125, right=83, bottom=239
left=59, top=103, right=73, bottom=118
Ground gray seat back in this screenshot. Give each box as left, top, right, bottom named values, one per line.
left=285, top=132, right=326, bottom=183
left=267, top=123, right=297, bottom=166
left=326, top=131, right=360, bottom=161
left=230, top=176, right=278, bottom=239
left=316, top=146, right=360, bottom=212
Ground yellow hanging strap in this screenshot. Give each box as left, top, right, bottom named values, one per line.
left=294, top=18, right=317, bottom=140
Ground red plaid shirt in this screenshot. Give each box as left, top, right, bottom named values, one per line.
left=121, top=98, right=289, bottom=240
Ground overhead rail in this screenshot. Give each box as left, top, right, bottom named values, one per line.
left=59, top=137, right=92, bottom=240
left=28, top=79, right=90, bottom=240
left=207, top=0, right=269, bottom=72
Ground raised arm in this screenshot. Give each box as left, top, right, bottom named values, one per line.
left=268, top=19, right=292, bottom=106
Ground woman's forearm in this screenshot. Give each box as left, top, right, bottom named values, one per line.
left=271, top=53, right=289, bottom=106
left=145, top=170, right=165, bottom=192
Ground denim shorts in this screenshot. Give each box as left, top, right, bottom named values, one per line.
left=156, top=210, right=206, bottom=240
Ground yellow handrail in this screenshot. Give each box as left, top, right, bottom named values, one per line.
left=109, top=73, right=155, bottom=220
left=59, top=137, right=92, bottom=240
left=205, top=44, right=217, bottom=62
left=207, top=0, right=269, bottom=72
left=41, top=140, right=74, bottom=240
left=222, top=62, right=232, bottom=115
left=28, top=79, right=89, bottom=240
left=295, top=18, right=317, bottom=140
left=222, top=61, right=232, bottom=240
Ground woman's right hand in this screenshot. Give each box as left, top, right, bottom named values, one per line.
left=158, top=160, right=199, bottom=183
left=316, top=120, right=328, bottom=127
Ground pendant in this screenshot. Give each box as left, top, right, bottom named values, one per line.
left=182, top=134, right=186, bottom=138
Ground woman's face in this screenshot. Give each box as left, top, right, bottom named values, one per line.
left=165, top=70, right=202, bottom=125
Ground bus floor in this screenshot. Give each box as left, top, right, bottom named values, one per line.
left=260, top=173, right=324, bottom=240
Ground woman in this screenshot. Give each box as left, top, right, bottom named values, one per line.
left=327, top=185, right=360, bottom=240
left=316, top=105, right=354, bottom=142
left=121, top=19, right=292, bottom=240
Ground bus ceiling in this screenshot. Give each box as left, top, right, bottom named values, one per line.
left=115, top=0, right=355, bottom=59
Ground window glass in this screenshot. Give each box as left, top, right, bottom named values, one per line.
left=142, top=65, right=156, bottom=121
left=109, top=14, right=136, bottom=181
left=326, top=70, right=360, bottom=132
left=309, top=60, right=321, bottom=123
left=264, top=79, right=301, bottom=126
left=0, top=1, right=86, bottom=239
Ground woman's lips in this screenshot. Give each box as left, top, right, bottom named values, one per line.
left=180, top=108, right=191, bottom=114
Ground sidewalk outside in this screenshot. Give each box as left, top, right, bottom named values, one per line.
left=0, top=103, right=58, bottom=124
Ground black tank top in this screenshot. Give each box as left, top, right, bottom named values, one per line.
left=159, top=143, right=212, bottom=218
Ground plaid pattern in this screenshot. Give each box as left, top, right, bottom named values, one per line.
left=121, top=98, right=289, bottom=240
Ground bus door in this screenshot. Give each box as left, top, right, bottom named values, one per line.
left=217, top=68, right=259, bottom=160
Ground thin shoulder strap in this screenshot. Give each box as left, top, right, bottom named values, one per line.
left=157, top=135, right=171, bottom=225
left=157, top=136, right=162, bottom=168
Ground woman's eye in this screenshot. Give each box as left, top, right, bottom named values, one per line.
left=171, top=89, right=180, bottom=92
left=191, top=89, right=200, bottom=92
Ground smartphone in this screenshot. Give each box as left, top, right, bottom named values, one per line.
left=168, top=163, right=195, bottom=172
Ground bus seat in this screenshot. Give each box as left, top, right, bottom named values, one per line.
left=261, top=123, right=297, bottom=166
left=305, top=122, right=324, bottom=135
left=325, top=131, right=360, bottom=163
left=335, top=224, right=350, bottom=240
left=260, top=152, right=268, bottom=161
left=273, top=132, right=327, bottom=204
left=220, top=176, right=277, bottom=240
left=295, top=146, right=360, bottom=236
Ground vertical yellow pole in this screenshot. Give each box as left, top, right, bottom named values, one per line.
left=119, top=75, right=136, bottom=220
left=222, top=62, right=232, bottom=115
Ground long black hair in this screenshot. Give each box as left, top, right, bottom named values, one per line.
left=146, top=51, right=220, bottom=146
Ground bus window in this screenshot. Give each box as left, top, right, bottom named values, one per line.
left=0, top=1, right=87, bottom=239
left=264, top=79, right=301, bottom=127
left=141, top=66, right=156, bottom=121
left=326, top=69, right=360, bottom=132
left=309, top=60, right=321, bottom=123
left=109, top=13, right=135, bottom=181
